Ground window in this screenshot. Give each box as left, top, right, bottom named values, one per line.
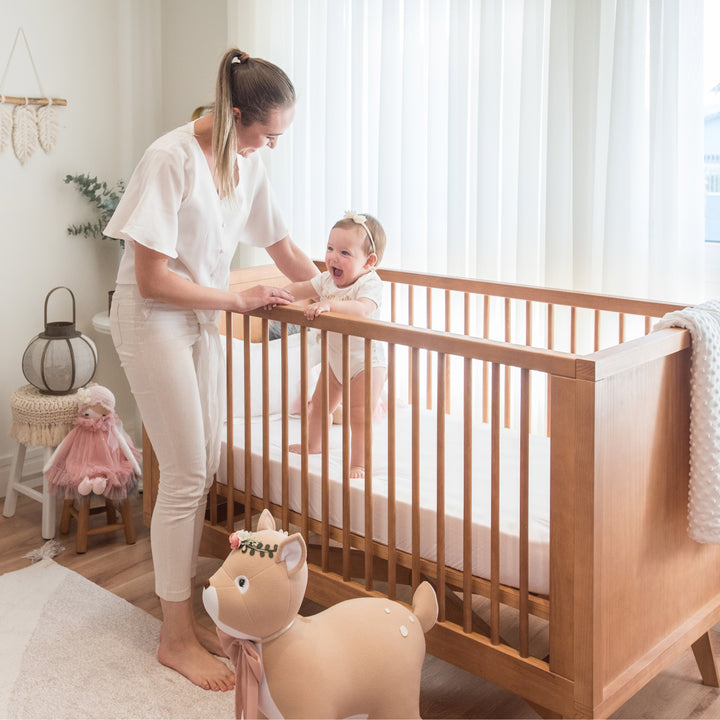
left=704, top=0, right=720, bottom=243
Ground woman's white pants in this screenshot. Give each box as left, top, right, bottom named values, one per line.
left=110, top=284, right=216, bottom=602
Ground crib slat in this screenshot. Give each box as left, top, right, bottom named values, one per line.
left=427, top=287, right=433, bottom=410
left=504, top=298, right=511, bottom=429
left=526, top=300, right=532, bottom=346
left=465, top=292, right=471, bottom=336
left=437, top=352, right=447, bottom=622
left=463, top=357, right=473, bottom=633
left=412, top=347, right=421, bottom=590
left=365, top=339, right=374, bottom=591
left=519, top=367, right=530, bottom=658
left=342, top=335, right=351, bottom=582
left=445, top=290, right=452, bottom=415
left=387, top=344, right=398, bottom=601
left=300, top=327, right=309, bottom=540
left=408, top=285, right=414, bottom=401
left=224, top=311, right=235, bottom=532
left=491, top=362, right=501, bottom=645
left=594, top=309, right=601, bottom=351
left=445, top=290, right=451, bottom=334
left=262, top=321, right=270, bottom=508
left=280, top=324, right=289, bottom=532
left=547, top=304, right=555, bottom=350
left=243, top=314, right=252, bottom=531
left=320, top=331, right=330, bottom=572
left=483, top=295, right=490, bottom=424
left=547, top=305, right=554, bottom=434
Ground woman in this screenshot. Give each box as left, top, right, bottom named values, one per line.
left=105, top=48, right=318, bottom=691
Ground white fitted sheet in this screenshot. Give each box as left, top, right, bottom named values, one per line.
left=218, top=406, right=551, bottom=595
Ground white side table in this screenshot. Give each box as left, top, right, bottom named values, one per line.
left=92, top=311, right=111, bottom=335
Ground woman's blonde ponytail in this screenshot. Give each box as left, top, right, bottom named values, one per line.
left=212, top=49, right=295, bottom=202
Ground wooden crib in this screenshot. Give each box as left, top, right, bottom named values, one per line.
left=142, top=264, right=720, bottom=719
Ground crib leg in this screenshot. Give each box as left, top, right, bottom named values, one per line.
left=691, top=632, right=720, bottom=687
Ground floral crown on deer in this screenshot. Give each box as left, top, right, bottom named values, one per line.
left=229, top=528, right=288, bottom=558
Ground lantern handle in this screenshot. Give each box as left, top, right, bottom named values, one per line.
left=44, top=286, right=76, bottom=326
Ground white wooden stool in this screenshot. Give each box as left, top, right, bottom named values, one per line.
left=3, top=385, right=78, bottom=539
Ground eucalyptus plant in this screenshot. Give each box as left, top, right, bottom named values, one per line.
left=64, top=173, right=126, bottom=246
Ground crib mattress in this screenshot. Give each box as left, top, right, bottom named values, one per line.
left=218, top=406, right=550, bottom=595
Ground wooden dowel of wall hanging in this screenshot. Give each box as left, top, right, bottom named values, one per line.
left=1, top=95, right=67, bottom=106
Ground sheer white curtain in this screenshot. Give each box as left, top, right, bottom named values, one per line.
left=231, top=0, right=705, bottom=303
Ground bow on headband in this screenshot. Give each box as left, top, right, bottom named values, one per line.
left=344, top=210, right=375, bottom=255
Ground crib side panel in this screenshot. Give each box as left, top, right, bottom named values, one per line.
left=571, top=337, right=720, bottom=715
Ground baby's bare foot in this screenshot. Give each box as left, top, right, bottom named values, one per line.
left=289, top=443, right=321, bottom=455
left=158, top=625, right=234, bottom=691
left=349, top=465, right=365, bottom=479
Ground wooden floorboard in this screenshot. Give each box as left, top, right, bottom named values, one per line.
left=2, top=492, right=720, bottom=719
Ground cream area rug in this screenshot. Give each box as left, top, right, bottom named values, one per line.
left=0, top=558, right=234, bottom=719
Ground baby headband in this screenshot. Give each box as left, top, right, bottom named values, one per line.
left=344, top=210, right=375, bottom=255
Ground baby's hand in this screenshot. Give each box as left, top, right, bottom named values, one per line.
left=305, top=300, right=331, bottom=319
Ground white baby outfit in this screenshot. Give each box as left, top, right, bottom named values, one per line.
left=310, top=269, right=386, bottom=380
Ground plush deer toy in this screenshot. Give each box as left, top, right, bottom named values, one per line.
left=203, top=509, right=438, bottom=719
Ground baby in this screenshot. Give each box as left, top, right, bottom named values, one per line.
left=285, top=211, right=387, bottom=477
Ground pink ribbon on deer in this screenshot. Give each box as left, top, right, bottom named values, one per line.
left=217, top=629, right=264, bottom=720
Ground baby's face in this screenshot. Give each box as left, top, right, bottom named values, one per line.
left=324, top=226, right=374, bottom=289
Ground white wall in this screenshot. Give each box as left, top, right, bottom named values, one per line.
left=2, top=0, right=716, bottom=498
left=0, top=0, right=231, bottom=494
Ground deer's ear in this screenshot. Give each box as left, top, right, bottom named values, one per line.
left=277, top=533, right=306, bottom=576
left=256, top=509, right=276, bottom=532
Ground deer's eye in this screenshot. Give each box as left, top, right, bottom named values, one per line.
left=234, top=575, right=250, bottom=594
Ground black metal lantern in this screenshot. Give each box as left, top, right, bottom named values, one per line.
left=22, top=287, right=98, bottom=395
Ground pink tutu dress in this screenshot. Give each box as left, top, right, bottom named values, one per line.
left=44, top=385, right=141, bottom=501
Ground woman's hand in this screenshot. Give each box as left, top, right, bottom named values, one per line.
left=236, top=285, right=294, bottom=312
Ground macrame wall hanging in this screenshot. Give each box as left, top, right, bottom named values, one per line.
left=0, top=27, right=67, bottom=164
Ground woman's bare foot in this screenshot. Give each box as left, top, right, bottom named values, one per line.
left=349, top=465, right=365, bottom=478
left=158, top=623, right=234, bottom=691
left=158, top=597, right=234, bottom=691
left=193, top=621, right=227, bottom=658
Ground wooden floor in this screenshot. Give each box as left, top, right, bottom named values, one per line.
left=3, top=492, right=720, bottom=719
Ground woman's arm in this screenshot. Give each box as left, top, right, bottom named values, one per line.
left=265, top=236, right=320, bottom=282
left=134, top=244, right=293, bottom=312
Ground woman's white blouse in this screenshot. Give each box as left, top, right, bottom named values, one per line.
left=106, top=121, right=287, bottom=293
left=105, top=121, right=288, bottom=476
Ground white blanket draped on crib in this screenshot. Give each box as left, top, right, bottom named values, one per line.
left=655, top=300, right=720, bottom=544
